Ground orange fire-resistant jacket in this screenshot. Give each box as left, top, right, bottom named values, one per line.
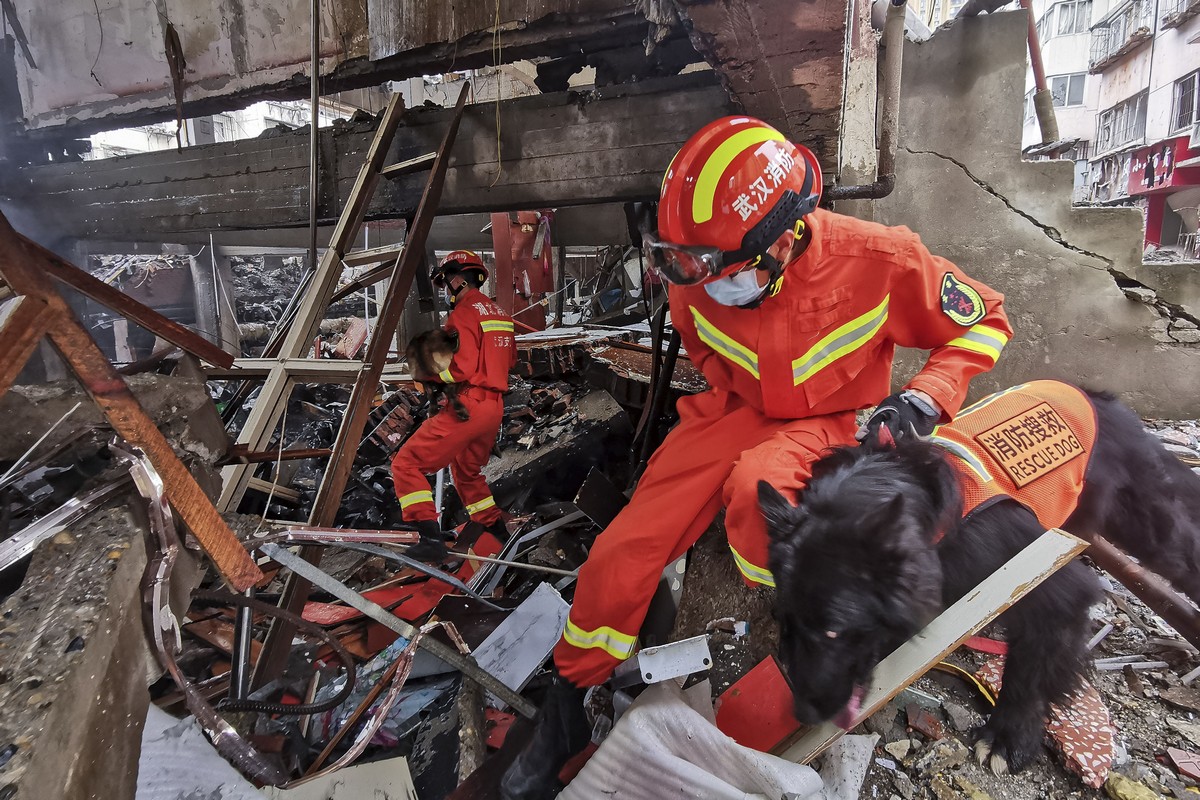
left=554, top=209, right=1014, bottom=689
left=928, top=380, right=1097, bottom=530
left=670, top=208, right=1013, bottom=422
left=439, top=287, right=516, bottom=391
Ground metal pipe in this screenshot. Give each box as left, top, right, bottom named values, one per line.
left=825, top=0, right=907, bottom=202
left=1085, top=534, right=1200, bottom=652
left=228, top=588, right=254, bottom=701
left=308, top=0, right=320, bottom=276
left=1019, top=0, right=1060, bottom=144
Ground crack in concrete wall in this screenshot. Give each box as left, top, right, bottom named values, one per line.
left=903, top=146, right=1112, bottom=269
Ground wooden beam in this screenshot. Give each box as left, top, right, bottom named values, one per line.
left=23, top=236, right=236, bottom=368
left=0, top=212, right=262, bottom=591
left=11, top=75, right=730, bottom=241
left=381, top=152, right=436, bottom=179
left=0, top=296, right=54, bottom=395
left=779, top=528, right=1088, bottom=765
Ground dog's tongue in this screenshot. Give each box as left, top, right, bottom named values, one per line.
left=833, top=685, right=866, bottom=731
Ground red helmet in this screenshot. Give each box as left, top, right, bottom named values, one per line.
left=647, top=116, right=822, bottom=285
left=432, top=249, right=489, bottom=287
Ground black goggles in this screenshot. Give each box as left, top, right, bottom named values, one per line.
left=642, top=186, right=819, bottom=286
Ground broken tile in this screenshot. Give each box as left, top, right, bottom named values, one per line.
left=1166, top=747, right=1200, bottom=782
left=883, top=739, right=911, bottom=760
left=906, top=703, right=946, bottom=740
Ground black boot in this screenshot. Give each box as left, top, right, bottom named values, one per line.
left=499, top=675, right=591, bottom=800
left=484, top=516, right=511, bottom=542
left=405, top=519, right=450, bottom=564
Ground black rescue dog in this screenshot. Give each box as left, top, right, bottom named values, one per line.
left=759, top=382, right=1200, bottom=774
left=405, top=329, right=470, bottom=421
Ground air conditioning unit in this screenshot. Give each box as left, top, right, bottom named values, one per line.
left=1190, top=121, right=1200, bottom=150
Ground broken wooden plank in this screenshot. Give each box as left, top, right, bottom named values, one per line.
left=342, top=242, right=405, bottom=268
left=245, top=477, right=303, bottom=504
left=0, top=295, right=54, bottom=395
left=22, top=235, right=235, bottom=368
left=381, top=151, right=436, bottom=179
left=779, top=528, right=1088, bottom=764
left=0, top=211, right=262, bottom=591
left=219, top=445, right=332, bottom=465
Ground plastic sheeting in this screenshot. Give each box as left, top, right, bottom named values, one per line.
left=561, top=681, right=824, bottom=800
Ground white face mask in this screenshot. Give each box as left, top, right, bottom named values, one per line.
left=704, top=268, right=767, bottom=307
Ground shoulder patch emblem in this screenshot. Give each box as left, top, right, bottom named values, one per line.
left=940, top=272, right=985, bottom=326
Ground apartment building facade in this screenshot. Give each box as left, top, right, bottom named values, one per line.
left=1023, top=0, right=1200, bottom=254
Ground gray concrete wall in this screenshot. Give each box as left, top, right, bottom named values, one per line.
left=868, top=10, right=1200, bottom=418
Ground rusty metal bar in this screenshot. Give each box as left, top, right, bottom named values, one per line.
left=0, top=212, right=263, bottom=591
left=1085, top=534, right=1200, bottom=652
left=0, top=295, right=54, bottom=395
left=23, top=236, right=236, bottom=368
left=251, top=83, right=472, bottom=689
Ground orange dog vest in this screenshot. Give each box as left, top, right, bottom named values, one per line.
left=928, top=380, right=1097, bottom=529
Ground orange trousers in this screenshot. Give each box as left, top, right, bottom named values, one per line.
left=553, top=388, right=858, bottom=687
left=391, top=386, right=505, bottom=525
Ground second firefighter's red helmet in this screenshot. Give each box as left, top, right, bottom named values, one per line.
left=432, top=249, right=489, bottom=287
left=652, top=116, right=822, bottom=283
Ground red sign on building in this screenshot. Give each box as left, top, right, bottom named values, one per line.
left=1128, top=136, right=1200, bottom=196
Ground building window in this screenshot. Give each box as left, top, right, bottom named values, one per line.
left=1050, top=73, right=1087, bottom=107
left=1089, top=0, right=1153, bottom=69
left=1095, top=91, right=1148, bottom=154
left=1024, top=90, right=1036, bottom=124
left=1056, top=0, right=1093, bottom=34
left=1038, top=0, right=1092, bottom=40
left=1173, top=71, right=1199, bottom=133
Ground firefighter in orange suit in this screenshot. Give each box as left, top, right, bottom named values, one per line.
left=502, top=116, right=1012, bottom=797
left=392, top=250, right=516, bottom=563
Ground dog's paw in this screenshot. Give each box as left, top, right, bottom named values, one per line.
left=973, top=717, right=1042, bottom=775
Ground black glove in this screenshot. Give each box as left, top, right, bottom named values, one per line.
left=856, top=391, right=941, bottom=444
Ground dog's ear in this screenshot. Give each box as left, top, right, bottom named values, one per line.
left=860, top=494, right=905, bottom=542
left=758, top=480, right=804, bottom=541
left=447, top=329, right=461, bottom=353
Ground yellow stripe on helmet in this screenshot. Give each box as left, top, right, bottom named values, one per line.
left=692, top=127, right=786, bottom=225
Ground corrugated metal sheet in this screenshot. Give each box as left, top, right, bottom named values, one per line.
left=560, top=681, right=825, bottom=799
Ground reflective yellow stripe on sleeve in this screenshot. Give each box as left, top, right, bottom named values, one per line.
left=562, top=618, right=637, bottom=660
left=689, top=306, right=760, bottom=380
left=480, top=319, right=514, bottom=333
left=729, top=544, right=776, bottom=588
left=792, top=295, right=890, bottom=385
left=399, top=490, right=434, bottom=510
left=438, top=368, right=455, bottom=383
left=465, top=496, right=496, bottom=516
left=944, top=323, right=1010, bottom=365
